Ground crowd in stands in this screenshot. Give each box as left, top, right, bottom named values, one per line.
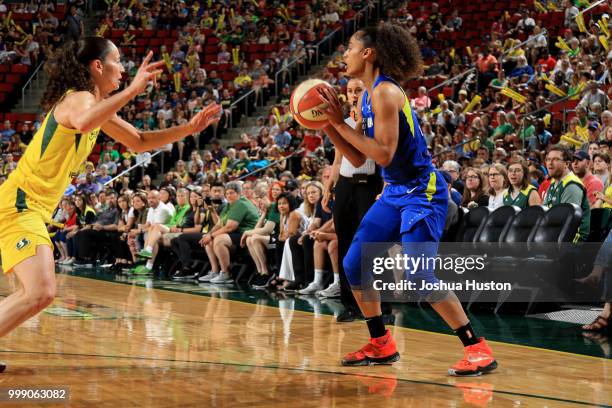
left=0, top=1, right=610, bottom=312
left=0, top=0, right=83, bottom=177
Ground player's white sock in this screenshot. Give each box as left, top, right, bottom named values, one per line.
left=145, top=261, right=154, bottom=270
left=314, top=269, right=325, bottom=286
left=332, top=273, right=339, bottom=285
left=145, top=246, right=153, bottom=253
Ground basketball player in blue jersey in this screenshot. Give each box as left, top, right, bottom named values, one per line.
left=318, top=23, right=497, bottom=376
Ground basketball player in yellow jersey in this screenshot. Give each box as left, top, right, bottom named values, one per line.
left=0, top=36, right=220, bottom=372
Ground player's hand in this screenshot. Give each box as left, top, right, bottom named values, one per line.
left=188, top=103, right=222, bottom=133
left=129, top=51, right=165, bottom=95
left=318, top=87, right=344, bottom=126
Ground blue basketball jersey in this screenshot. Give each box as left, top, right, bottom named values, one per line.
left=361, top=74, right=434, bottom=186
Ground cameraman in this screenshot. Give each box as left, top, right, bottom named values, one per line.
left=170, top=182, right=226, bottom=279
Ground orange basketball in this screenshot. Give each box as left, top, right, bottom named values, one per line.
left=290, top=79, right=335, bottom=130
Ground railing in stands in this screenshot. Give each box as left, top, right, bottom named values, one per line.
left=103, top=150, right=164, bottom=187
left=236, top=148, right=304, bottom=180
left=227, top=88, right=257, bottom=129
left=20, top=61, right=45, bottom=110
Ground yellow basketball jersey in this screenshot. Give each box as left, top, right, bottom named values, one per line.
left=1, top=107, right=100, bottom=221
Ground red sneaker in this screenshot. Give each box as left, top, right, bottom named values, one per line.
left=341, top=330, right=400, bottom=366
left=448, top=338, right=497, bottom=376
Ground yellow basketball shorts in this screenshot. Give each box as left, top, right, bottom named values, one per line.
left=0, top=185, right=53, bottom=273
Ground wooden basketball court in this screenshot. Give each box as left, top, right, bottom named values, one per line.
left=0, top=273, right=609, bottom=407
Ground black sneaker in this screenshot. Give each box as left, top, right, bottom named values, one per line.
left=251, top=273, right=271, bottom=288
left=0, top=362, right=6, bottom=373
left=336, top=308, right=363, bottom=323
left=172, top=268, right=198, bottom=280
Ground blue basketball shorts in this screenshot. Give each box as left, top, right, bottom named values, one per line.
left=343, top=171, right=448, bottom=296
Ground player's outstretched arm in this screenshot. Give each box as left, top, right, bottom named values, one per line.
left=101, top=103, right=221, bottom=153
left=60, top=51, right=165, bottom=134
left=319, top=85, right=399, bottom=167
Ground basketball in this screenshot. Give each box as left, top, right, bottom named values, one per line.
left=290, top=79, right=335, bottom=130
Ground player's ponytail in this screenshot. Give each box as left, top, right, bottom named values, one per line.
left=42, top=36, right=114, bottom=110
left=357, top=22, right=423, bottom=81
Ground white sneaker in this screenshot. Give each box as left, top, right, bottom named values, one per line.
left=63, top=258, right=74, bottom=266
left=298, top=281, right=324, bottom=295
left=210, top=272, right=233, bottom=284
left=317, top=282, right=340, bottom=298
left=198, top=271, right=218, bottom=282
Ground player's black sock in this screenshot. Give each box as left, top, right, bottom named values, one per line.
left=454, top=322, right=479, bottom=347
left=365, top=315, right=386, bottom=338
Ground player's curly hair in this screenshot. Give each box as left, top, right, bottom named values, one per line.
left=356, top=22, right=423, bottom=80
left=42, top=36, right=114, bottom=110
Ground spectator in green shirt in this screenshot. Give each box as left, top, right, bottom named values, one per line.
left=492, top=111, right=516, bottom=140
left=99, top=141, right=121, bottom=163
left=242, top=186, right=281, bottom=286
left=199, top=181, right=259, bottom=284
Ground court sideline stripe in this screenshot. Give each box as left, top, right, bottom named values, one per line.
left=0, top=348, right=606, bottom=407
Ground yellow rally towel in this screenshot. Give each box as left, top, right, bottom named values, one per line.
left=501, top=87, right=526, bottom=104
left=173, top=72, right=181, bottom=93
left=576, top=12, right=586, bottom=33
left=162, top=52, right=173, bottom=73
left=545, top=83, right=566, bottom=97
left=561, top=135, right=584, bottom=148
left=534, top=1, right=547, bottom=13
left=556, top=37, right=571, bottom=52
left=600, top=35, right=609, bottom=51
left=463, top=95, right=482, bottom=113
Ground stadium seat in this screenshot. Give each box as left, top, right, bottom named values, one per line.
left=453, top=207, right=490, bottom=242
left=11, top=64, right=28, bottom=74
left=0, top=83, right=14, bottom=93
left=475, top=206, right=520, bottom=243
left=5, top=74, right=20, bottom=84
left=528, top=204, right=582, bottom=243
left=501, top=206, right=546, bottom=243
